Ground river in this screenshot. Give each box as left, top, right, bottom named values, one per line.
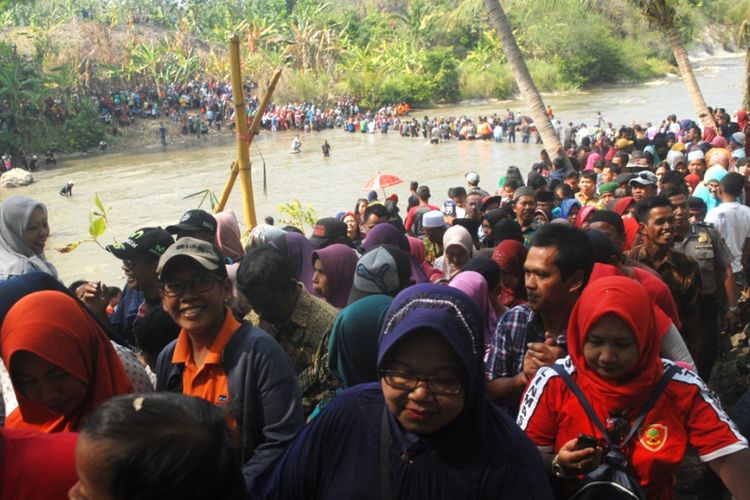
left=1, top=56, right=745, bottom=286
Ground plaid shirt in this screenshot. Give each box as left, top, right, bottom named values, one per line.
left=484, top=303, right=566, bottom=381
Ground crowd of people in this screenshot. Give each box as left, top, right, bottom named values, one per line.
left=0, top=105, right=749, bottom=499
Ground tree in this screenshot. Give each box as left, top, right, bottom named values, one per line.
left=738, top=20, right=750, bottom=112
left=637, top=0, right=716, bottom=129
left=483, top=0, right=565, bottom=165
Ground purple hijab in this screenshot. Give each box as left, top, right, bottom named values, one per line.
left=362, top=223, right=429, bottom=283
left=271, top=232, right=317, bottom=293
left=312, top=244, right=358, bottom=309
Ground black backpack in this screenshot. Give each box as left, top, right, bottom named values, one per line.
left=549, top=363, right=681, bottom=500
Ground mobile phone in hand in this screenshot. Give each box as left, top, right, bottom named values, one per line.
left=575, top=434, right=598, bottom=450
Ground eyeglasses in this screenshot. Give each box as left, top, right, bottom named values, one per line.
left=380, top=370, right=462, bottom=395
left=122, top=258, right=146, bottom=270
left=160, top=275, right=223, bottom=297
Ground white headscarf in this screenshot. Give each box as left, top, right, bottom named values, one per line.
left=0, top=196, right=58, bottom=280
left=440, top=225, right=475, bottom=279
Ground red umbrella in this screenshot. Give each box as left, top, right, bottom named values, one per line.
left=363, top=173, right=404, bottom=192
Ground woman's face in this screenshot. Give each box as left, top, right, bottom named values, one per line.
left=481, top=219, right=492, bottom=239
left=23, top=206, right=50, bottom=255
left=655, top=166, right=668, bottom=181
left=357, top=200, right=368, bottom=214
left=500, top=273, right=520, bottom=290
left=566, top=205, right=580, bottom=224
left=69, top=435, right=115, bottom=500
left=11, top=351, right=87, bottom=416
left=380, top=329, right=465, bottom=435
left=708, top=180, right=720, bottom=196
left=445, top=244, right=469, bottom=269
left=312, top=258, right=329, bottom=298
left=583, top=314, right=639, bottom=381
left=343, top=215, right=358, bottom=237
left=160, top=262, right=231, bottom=336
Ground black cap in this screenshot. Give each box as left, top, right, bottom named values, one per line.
left=310, top=217, right=349, bottom=248
left=166, top=209, right=218, bottom=235
left=106, top=227, right=174, bottom=260
left=614, top=172, right=634, bottom=185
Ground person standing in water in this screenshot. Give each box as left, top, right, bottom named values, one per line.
left=321, top=140, right=331, bottom=157
left=159, top=122, right=167, bottom=146
left=292, top=136, right=302, bottom=153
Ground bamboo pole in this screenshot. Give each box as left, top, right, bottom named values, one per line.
left=228, top=33, right=256, bottom=229
left=215, top=160, right=238, bottom=213
left=214, top=52, right=282, bottom=215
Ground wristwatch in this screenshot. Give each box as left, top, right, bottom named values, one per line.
left=551, top=454, right=567, bottom=478
left=728, top=306, right=740, bottom=314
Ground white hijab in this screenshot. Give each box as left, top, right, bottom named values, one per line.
left=0, top=196, right=58, bottom=280
left=440, top=225, right=475, bottom=279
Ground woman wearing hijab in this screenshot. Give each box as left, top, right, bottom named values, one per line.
left=555, top=199, right=581, bottom=225
left=492, top=240, right=528, bottom=308
left=328, top=295, right=393, bottom=389
left=1, top=290, right=133, bottom=432
left=342, top=211, right=364, bottom=246
left=214, top=211, right=244, bottom=264
left=407, top=237, right=444, bottom=283
left=0, top=196, right=57, bottom=281
left=693, top=164, right=728, bottom=211
left=311, top=244, right=358, bottom=309
left=255, top=284, right=553, bottom=499
left=438, top=225, right=475, bottom=280
left=481, top=209, right=505, bottom=248
left=449, top=271, right=498, bottom=352
left=574, top=206, right=597, bottom=230
left=270, top=232, right=317, bottom=294
left=518, top=276, right=749, bottom=498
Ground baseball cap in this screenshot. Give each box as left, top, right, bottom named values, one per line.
left=106, top=227, right=174, bottom=261
left=157, top=237, right=226, bottom=279
left=730, top=132, right=745, bottom=146
left=166, top=209, right=218, bottom=235
left=481, top=195, right=502, bottom=210
left=465, top=171, right=480, bottom=184
left=629, top=170, right=657, bottom=186
left=416, top=186, right=431, bottom=199
left=310, top=217, right=349, bottom=248
left=422, top=210, right=447, bottom=228
left=348, top=244, right=412, bottom=304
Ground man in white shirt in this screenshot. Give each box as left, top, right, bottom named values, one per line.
left=705, top=172, right=750, bottom=292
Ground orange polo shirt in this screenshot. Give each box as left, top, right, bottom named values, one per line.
left=171, top=309, right=241, bottom=408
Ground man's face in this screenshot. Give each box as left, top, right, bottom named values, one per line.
left=689, top=207, right=705, bottom=223
left=514, top=195, right=537, bottom=225
left=688, top=160, right=706, bottom=177
left=630, top=183, right=655, bottom=201
left=641, top=206, right=674, bottom=247
left=122, top=257, right=159, bottom=293
left=686, top=127, right=697, bottom=143
left=537, top=200, right=554, bottom=216
left=667, top=193, right=689, bottom=237
left=524, top=246, right=579, bottom=314
left=589, top=221, right=624, bottom=252
left=465, top=194, right=482, bottom=220
left=564, top=177, right=578, bottom=191
left=579, top=177, right=595, bottom=196
left=453, top=194, right=467, bottom=208
left=602, top=167, right=615, bottom=183
left=637, top=156, right=650, bottom=168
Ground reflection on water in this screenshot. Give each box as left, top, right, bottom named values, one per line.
left=1, top=57, right=744, bottom=286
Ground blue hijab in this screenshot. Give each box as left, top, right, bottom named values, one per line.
left=254, top=284, right=552, bottom=499
left=555, top=198, right=581, bottom=220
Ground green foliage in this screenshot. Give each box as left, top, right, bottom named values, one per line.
left=58, top=100, right=105, bottom=152
left=57, top=194, right=114, bottom=254
left=277, top=199, right=317, bottom=232
left=183, top=189, right=220, bottom=210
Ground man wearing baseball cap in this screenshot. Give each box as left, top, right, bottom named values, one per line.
left=166, top=209, right=218, bottom=244
left=106, top=227, right=174, bottom=345
left=629, top=170, right=658, bottom=202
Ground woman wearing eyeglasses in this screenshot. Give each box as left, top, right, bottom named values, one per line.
left=154, top=237, right=304, bottom=493
left=253, top=284, right=552, bottom=499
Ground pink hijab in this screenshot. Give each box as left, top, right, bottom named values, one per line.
left=584, top=152, right=601, bottom=171
left=449, top=270, right=497, bottom=350
left=312, top=244, right=358, bottom=309
left=214, top=211, right=244, bottom=263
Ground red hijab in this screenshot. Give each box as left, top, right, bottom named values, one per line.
left=568, top=276, right=666, bottom=411
left=1, top=291, right=133, bottom=432
left=575, top=206, right=597, bottom=229
left=491, top=240, right=528, bottom=308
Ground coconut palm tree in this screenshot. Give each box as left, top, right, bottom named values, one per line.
left=637, top=0, right=716, bottom=129
left=738, top=20, right=750, bottom=111
left=483, top=0, right=565, bottom=162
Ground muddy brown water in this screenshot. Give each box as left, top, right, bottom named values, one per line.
left=1, top=56, right=745, bottom=286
